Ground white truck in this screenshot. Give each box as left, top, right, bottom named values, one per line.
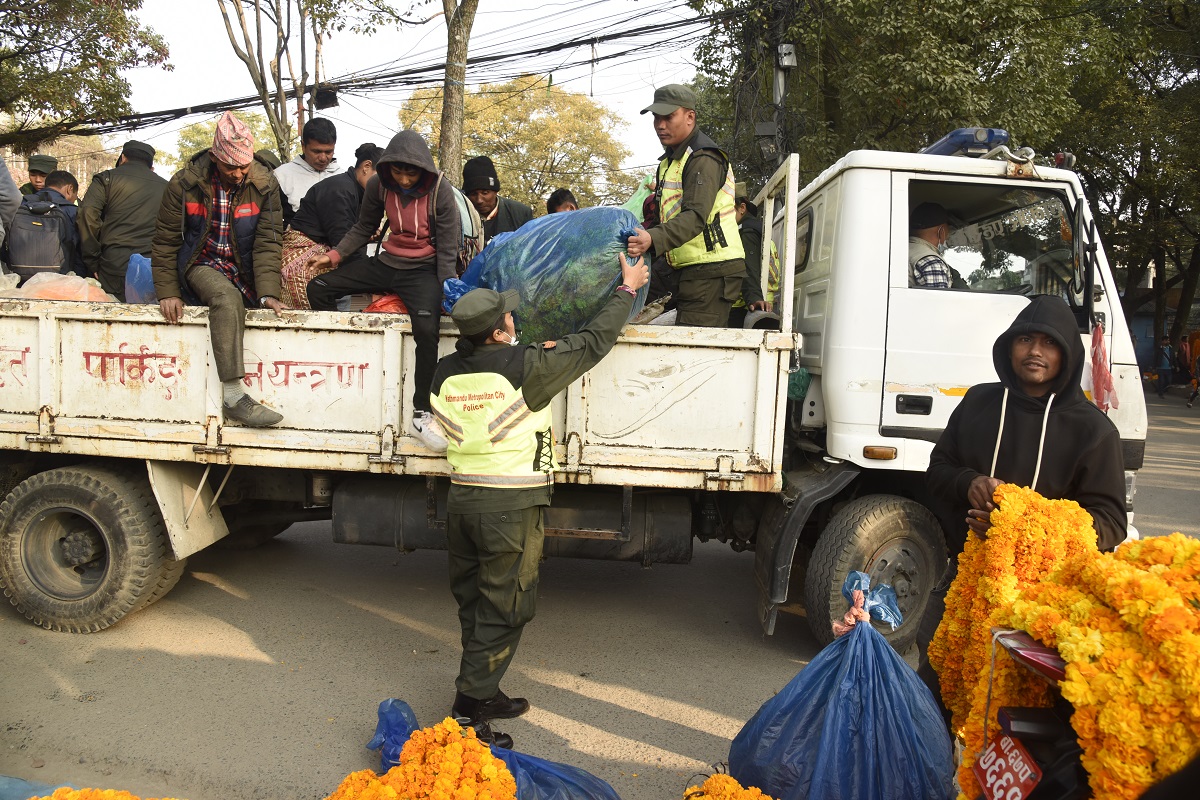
left=0, top=143, right=1146, bottom=652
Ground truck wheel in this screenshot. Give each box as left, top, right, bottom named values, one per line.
left=804, top=494, right=946, bottom=653
left=0, top=465, right=184, bottom=632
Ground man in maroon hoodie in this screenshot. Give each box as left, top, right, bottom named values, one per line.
left=306, top=130, right=460, bottom=449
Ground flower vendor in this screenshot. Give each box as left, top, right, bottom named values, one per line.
left=916, top=295, right=1128, bottom=710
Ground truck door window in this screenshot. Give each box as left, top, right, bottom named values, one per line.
left=912, top=182, right=1077, bottom=299
left=793, top=208, right=812, bottom=273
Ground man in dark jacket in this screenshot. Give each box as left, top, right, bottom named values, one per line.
left=151, top=111, right=286, bottom=428
left=20, top=154, right=57, bottom=195
left=430, top=251, right=649, bottom=749
left=304, top=130, right=459, bottom=449
left=462, top=155, right=533, bottom=243
left=626, top=84, right=747, bottom=327
left=918, top=296, right=1127, bottom=702
left=78, top=140, right=168, bottom=300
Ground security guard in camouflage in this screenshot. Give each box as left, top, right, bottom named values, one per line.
left=626, top=83, right=746, bottom=327
left=429, top=252, right=649, bottom=749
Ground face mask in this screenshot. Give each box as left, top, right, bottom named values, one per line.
left=506, top=332, right=520, bottom=347
left=937, top=241, right=948, bottom=256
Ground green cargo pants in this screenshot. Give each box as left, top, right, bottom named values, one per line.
left=675, top=259, right=747, bottom=327
left=447, top=505, right=545, bottom=700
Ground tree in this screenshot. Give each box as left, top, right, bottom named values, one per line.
left=690, top=0, right=1091, bottom=189
left=400, top=75, right=639, bottom=212
left=216, top=0, right=398, bottom=160
left=437, top=0, right=480, bottom=186
left=0, top=0, right=170, bottom=151
left=160, top=112, right=278, bottom=174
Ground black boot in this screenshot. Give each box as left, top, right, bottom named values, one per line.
left=451, top=693, right=514, bottom=749
left=476, top=689, right=530, bottom=721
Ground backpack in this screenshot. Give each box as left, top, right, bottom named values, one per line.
left=5, top=192, right=75, bottom=283
left=377, top=171, right=484, bottom=277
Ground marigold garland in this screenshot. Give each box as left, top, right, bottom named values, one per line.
left=928, top=484, right=1099, bottom=798
left=30, top=790, right=183, bottom=800
left=683, top=773, right=777, bottom=799
left=324, top=717, right=516, bottom=800
left=1000, top=532, right=1200, bottom=800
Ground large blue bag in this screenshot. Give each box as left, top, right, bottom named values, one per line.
left=728, top=572, right=954, bottom=800
left=365, top=698, right=622, bottom=800
left=124, top=253, right=157, bottom=304
left=443, top=206, right=647, bottom=343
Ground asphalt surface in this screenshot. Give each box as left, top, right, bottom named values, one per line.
left=0, top=387, right=1195, bottom=800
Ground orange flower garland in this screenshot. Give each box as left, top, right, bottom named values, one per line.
left=30, top=792, right=183, bottom=800
left=1001, top=533, right=1200, bottom=799
left=683, top=773, right=777, bottom=799
left=325, top=717, right=517, bottom=800
left=928, top=484, right=1100, bottom=798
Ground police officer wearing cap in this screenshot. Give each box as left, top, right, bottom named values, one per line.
left=429, top=251, right=650, bottom=749
left=20, top=154, right=58, bottom=195
left=78, top=140, right=168, bottom=300
left=626, top=84, right=746, bottom=327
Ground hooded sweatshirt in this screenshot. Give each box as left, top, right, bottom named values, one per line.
left=927, top=296, right=1127, bottom=552
left=274, top=153, right=339, bottom=218
left=327, top=130, right=460, bottom=282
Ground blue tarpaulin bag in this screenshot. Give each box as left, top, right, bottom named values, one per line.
left=124, top=253, right=157, bottom=304
left=365, top=698, right=622, bottom=799
left=728, top=572, right=953, bottom=800
left=443, top=206, right=647, bottom=343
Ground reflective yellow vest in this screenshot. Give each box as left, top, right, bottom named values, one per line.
left=431, top=371, right=556, bottom=489
left=656, top=138, right=745, bottom=269
left=733, top=239, right=781, bottom=309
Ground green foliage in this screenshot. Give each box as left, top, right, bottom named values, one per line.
left=0, top=0, right=169, bottom=150
left=400, top=75, right=639, bottom=212
left=164, top=112, right=278, bottom=174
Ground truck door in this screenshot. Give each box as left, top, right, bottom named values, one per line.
left=882, top=174, right=1094, bottom=468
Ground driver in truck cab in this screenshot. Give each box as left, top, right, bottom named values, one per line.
left=917, top=295, right=1128, bottom=712
left=908, top=202, right=967, bottom=289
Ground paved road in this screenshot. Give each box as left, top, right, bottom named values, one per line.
left=1, top=388, right=1194, bottom=800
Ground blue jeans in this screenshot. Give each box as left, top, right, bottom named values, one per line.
left=1157, top=368, right=1172, bottom=396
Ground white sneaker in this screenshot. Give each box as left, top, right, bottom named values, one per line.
left=412, top=410, right=448, bottom=452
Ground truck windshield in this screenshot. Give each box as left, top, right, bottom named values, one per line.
left=917, top=183, right=1077, bottom=299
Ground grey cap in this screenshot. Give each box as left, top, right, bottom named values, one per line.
left=122, top=140, right=156, bottom=162
left=910, top=202, right=949, bottom=231
left=28, top=154, right=57, bottom=174
left=451, top=288, right=519, bottom=337
left=641, top=84, right=696, bottom=115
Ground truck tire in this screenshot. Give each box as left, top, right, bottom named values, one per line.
left=804, top=494, right=946, bottom=653
left=0, top=464, right=185, bottom=632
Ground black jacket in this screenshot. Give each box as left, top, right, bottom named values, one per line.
left=927, top=296, right=1127, bottom=552
left=78, top=160, right=168, bottom=299
left=289, top=166, right=364, bottom=251
left=483, top=196, right=533, bottom=243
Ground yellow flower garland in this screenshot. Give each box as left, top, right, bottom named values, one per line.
left=928, top=484, right=1098, bottom=798
left=325, top=717, right=517, bottom=800
left=683, top=773, right=777, bottom=799
left=1002, top=533, right=1200, bottom=800
left=30, top=792, right=183, bottom=800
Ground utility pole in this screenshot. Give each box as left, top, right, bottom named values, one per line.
left=774, top=43, right=796, bottom=166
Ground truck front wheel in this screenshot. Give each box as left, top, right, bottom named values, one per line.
left=804, top=494, right=947, bottom=653
left=0, top=465, right=185, bottom=632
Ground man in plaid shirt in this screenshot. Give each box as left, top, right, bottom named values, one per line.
left=152, top=112, right=286, bottom=427
left=908, top=202, right=955, bottom=289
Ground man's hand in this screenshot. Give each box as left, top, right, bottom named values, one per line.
left=966, top=475, right=1004, bottom=537
left=626, top=228, right=653, bottom=258
left=749, top=300, right=772, bottom=312
left=619, top=252, right=650, bottom=291
left=159, top=297, right=183, bottom=324
left=306, top=253, right=333, bottom=271
left=261, top=297, right=288, bottom=317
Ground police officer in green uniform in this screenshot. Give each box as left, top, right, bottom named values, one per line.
left=429, top=251, right=650, bottom=749
left=20, top=154, right=57, bottom=195
left=626, top=84, right=746, bottom=327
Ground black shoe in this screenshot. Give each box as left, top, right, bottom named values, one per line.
left=453, top=716, right=513, bottom=749
left=477, top=689, right=530, bottom=721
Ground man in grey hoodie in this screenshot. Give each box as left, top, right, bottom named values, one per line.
left=274, top=118, right=338, bottom=224
left=305, top=130, right=460, bottom=450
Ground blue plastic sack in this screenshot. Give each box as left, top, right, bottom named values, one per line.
left=364, top=698, right=622, bottom=799
left=124, top=253, right=157, bottom=304
left=494, top=747, right=623, bottom=800
left=366, top=698, right=420, bottom=772
left=443, top=206, right=647, bottom=343
left=841, top=569, right=904, bottom=631
left=728, top=573, right=954, bottom=800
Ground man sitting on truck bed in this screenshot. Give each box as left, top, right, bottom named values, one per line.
left=151, top=111, right=287, bottom=428
left=429, top=252, right=650, bottom=749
